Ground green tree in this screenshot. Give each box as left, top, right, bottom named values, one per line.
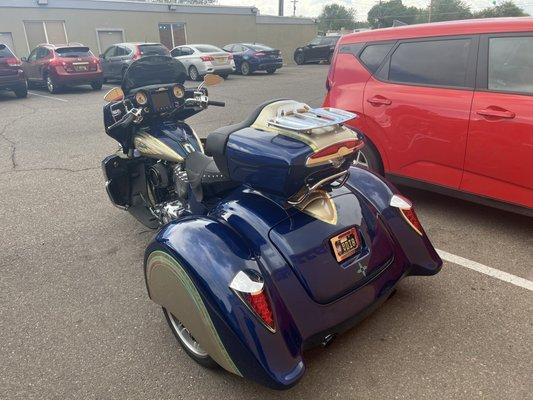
left=474, top=1, right=528, bottom=18
left=426, top=0, right=472, bottom=22
left=147, top=0, right=217, bottom=4
left=317, top=4, right=356, bottom=32
left=367, top=0, right=421, bottom=29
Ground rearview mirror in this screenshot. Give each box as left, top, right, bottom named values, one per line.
left=203, top=74, right=223, bottom=87
left=104, top=87, right=124, bottom=102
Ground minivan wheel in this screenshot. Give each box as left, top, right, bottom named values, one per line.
left=240, top=61, right=251, bottom=76
left=294, top=53, right=305, bottom=65
left=14, top=82, right=28, bottom=98
left=46, top=75, right=60, bottom=94
left=189, top=66, right=201, bottom=81
left=354, top=142, right=383, bottom=175
left=91, top=81, right=103, bottom=91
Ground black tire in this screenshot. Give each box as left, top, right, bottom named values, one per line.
left=102, top=77, right=108, bottom=84
left=266, top=67, right=276, bottom=74
left=240, top=61, right=251, bottom=76
left=91, top=81, right=103, bottom=91
left=189, top=66, right=201, bottom=81
left=219, top=74, right=229, bottom=79
left=294, top=52, right=305, bottom=65
left=13, top=83, right=28, bottom=98
left=45, top=74, right=60, bottom=94
left=162, top=307, right=218, bottom=369
left=354, top=139, right=384, bottom=175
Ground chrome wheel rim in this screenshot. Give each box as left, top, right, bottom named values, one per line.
left=168, top=313, right=208, bottom=357
left=46, top=77, right=54, bottom=92
left=354, top=150, right=369, bottom=168
left=241, top=63, right=249, bottom=75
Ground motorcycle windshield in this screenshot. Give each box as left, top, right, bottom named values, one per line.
left=122, top=55, right=187, bottom=94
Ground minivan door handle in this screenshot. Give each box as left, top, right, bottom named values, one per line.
left=367, top=96, right=392, bottom=106
left=476, top=107, right=515, bottom=119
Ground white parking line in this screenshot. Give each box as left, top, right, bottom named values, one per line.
left=28, top=91, right=68, bottom=102
left=437, top=249, right=533, bottom=291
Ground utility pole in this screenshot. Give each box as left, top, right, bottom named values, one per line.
left=291, top=0, right=298, bottom=16
left=278, top=0, right=284, bottom=16
left=428, top=0, right=433, bottom=23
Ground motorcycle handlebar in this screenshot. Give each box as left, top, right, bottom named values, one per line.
left=207, top=100, right=225, bottom=107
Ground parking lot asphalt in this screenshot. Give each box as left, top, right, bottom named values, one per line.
left=1, top=65, right=532, bottom=399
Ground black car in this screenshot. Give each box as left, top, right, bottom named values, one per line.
left=0, top=44, right=27, bottom=98
left=293, top=35, right=340, bottom=65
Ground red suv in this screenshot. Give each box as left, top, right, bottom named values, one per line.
left=0, top=44, right=27, bottom=98
left=324, top=18, right=533, bottom=215
left=22, top=44, right=103, bottom=93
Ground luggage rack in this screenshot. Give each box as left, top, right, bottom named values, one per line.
left=267, top=104, right=356, bottom=133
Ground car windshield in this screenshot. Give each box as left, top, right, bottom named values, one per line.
left=55, top=47, right=93, bottom=58
left=122, top=55, right=187, bottom=93
left=139, top=44, right=170, bottom=56
left=0, top=44, right=14, bottom=58
left=246, top=44, right=273, bottom=51
left=194, top=45, right=222, bottom=53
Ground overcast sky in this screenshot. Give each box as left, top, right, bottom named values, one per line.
left=217, top=0, right=533, bottom=21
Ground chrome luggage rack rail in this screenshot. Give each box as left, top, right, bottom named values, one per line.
left=267, top=103, right=356, bottom=133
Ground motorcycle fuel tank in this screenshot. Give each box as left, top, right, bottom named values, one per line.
left=268, top=190, right=395, bottom=304
left=133, top=121, right=203, bottom=163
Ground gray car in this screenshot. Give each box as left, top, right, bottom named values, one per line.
left=100, top=42, right=169, bottom=82
left=170, top=44, right=235, bottom=81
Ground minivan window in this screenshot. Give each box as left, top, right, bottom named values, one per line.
left=359, top=43, right=394, bottom=73
left=138, top=44, right=169, bottom=56
left=488, top=36, right=533, bottom=95
left=389, top=39, right=472, bottom=88
left=0, top=44, right=14, bottom=58
left=55, top=47, right=92, bottom=58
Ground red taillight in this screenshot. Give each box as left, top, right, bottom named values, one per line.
left=309, top=139, right=363, bottom=161
left=254, top=52, right=266, bottom=57
left=5, top=57, right=22, bottom=67
left=229, top=271, right=275, bottom=332
left=132, top=48, right=142, bottom=60
left=245, top=291, right=274, bottom=329
left=200, top=55, right=214, bottom=62
left=389, top=194, right=424, bottom=235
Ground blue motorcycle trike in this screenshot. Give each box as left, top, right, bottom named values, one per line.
left=101, top=56, right=442, bottom=389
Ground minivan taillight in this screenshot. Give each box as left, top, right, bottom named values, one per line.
left=5, top=57, right=22, bottom=67
left=132, top=47, right=142, bottom=60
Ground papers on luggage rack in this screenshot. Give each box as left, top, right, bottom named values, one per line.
left=266, top=103, right=356, bottom=133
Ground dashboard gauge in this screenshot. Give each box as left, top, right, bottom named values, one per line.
left=172, top=84, right=185, bottom=99
left=135, top=91, right=148, bottom=106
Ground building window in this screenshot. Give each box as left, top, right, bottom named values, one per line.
left=23, top=21, right=67, bottom=52
left=158, top=23, right=186, bottom=50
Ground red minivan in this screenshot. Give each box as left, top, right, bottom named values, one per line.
left=324, top=18, right=533, bottom=215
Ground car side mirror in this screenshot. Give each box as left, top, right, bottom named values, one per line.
left=99, top=54, right=104, bottom=59
left=20, top=56, right=27, bottom=62
left=104, top=87, right=124, bottom=102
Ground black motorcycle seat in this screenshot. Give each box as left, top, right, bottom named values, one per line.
left=185, top=151, right=238, bottom=202
left=205, top=98, right=288, bottom=176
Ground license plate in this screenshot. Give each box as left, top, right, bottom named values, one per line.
left=330, top=227, right=360, bottom=262
left=214, top=57, right=227, bottom=65
left=75, top=65, right=87, bottom=71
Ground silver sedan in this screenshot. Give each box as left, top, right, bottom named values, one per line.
left=170, top=44, right=235, bottom=81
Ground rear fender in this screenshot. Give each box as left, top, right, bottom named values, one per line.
left=346, top=166, right=442, bottom=276
left=144, top=217, right=305, bottom=389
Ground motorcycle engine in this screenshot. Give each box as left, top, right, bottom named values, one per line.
left=146, top=162, right=188, bottom=224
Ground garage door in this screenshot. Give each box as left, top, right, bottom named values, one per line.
left=23, top=21, right=67, bottom=51
left=97, top=30, right=124, bottom=54
left=0, top=32, right=15, bottom=53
